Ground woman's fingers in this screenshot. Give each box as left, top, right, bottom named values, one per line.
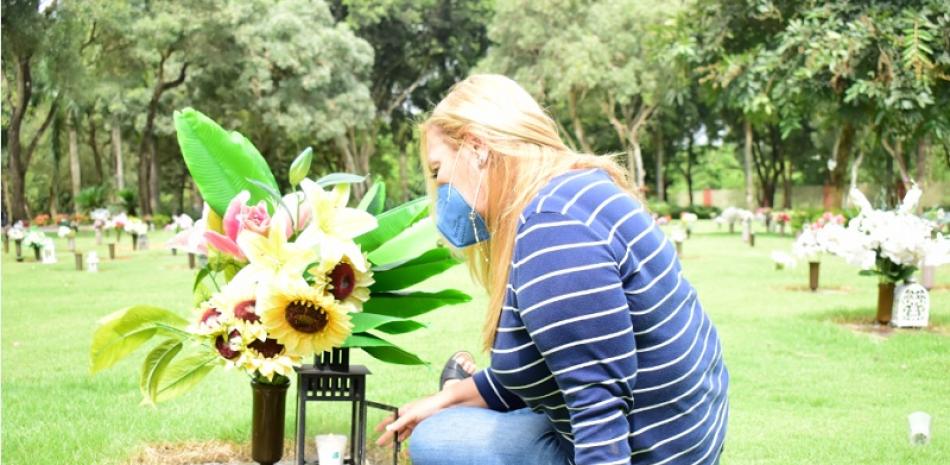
left=376, top=414, right=414, bottom=446
left=374, top=412, right=395, bottom=433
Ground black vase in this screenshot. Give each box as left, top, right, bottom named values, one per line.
left=251, top=379, right=289, bottom=465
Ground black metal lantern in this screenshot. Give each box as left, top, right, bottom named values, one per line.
left=295, top=348, right=401, bottom=465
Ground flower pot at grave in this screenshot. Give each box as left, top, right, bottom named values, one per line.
left=131, top=234, right=138, bottom=251
left=749, top=233, right=755, bottom=247
left=728, top=223, right=735, bottom=234
left=877, top=282, right=895, bottom=325
left=68, top=237, right=76, bottom=251
left=809, top=262, right=820, bottom=291
left=779, top=223, right=786, bottom=235
left=251, top=380, right=288, bottom=465
left=33, top=247, right=41, bottom=261
left=675, top=241, right=683, bottom=257
left=95, top=229, right=103, bottom=245
left=188, top=252, right=196, bottom=269
left=920, top=266, right=935, bottom=291
left=108, top=243, right=116, bottom=260
left=686, top=228, right=692, bottom=239
left=15, top=240, right=23, bottom=262
left=3, top=235, right=8, bottom=254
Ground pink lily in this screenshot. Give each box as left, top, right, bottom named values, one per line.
left=204, top=191, right=284, bottom=261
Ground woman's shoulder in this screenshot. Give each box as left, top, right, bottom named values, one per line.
left=518, top=168, right=641, bottom=229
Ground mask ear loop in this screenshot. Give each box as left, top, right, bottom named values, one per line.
left=471, top=155, right=491, bottom=266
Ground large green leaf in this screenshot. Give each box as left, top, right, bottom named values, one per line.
left=342, top=332, right=426, bottom=365
left=349, top=313, right=426, bottom=334
left=367, top=217, right=439, bottom=265
left=173, top=108, right=279, bottom=216
left=370, top=247, right=461, bottom=292
left=357, top=177, right=386, bottom=216
left=154, top=352, right=219, bottom=403
left=90, top=306, right=189, bottom=374
left=140, top=339, right=183, bottom=405
left=355, top=197, right=429, bottom=253
left=362, top=289, right=471, bottom=319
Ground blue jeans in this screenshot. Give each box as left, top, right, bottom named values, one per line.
left=409, top=406, right=574, bottom=465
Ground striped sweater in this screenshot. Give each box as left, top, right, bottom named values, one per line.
left=473, top=168, right=729, bottom=465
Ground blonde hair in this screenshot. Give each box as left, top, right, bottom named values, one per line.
left=418, top=74, right=637, bottom=351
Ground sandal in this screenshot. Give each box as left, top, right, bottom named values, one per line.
left=439, top=350, right=475, bottom=391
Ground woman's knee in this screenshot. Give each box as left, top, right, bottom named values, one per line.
left=408, top=407, right=470, bottom=465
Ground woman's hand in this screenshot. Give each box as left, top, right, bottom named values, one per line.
left=374, top=392, right=449, bottom=446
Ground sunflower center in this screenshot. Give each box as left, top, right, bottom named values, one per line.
left=285, top=300, right=328, bottom=334
left=234, top=300, right=260, bottom=323
left=214, top=329, right=241, bottom=360
left=329, top=263, right=355, bottom=300
left=248, top=338, right=284, bottom=358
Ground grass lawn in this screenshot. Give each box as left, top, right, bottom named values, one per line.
left=2, top=221, right=948, bottom=464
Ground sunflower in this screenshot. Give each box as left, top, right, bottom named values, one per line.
left=308, top=253, right=374, bottom=310
left=259, top=277, right=353, bottom=357
left=236, top=337, right=303, bottom=382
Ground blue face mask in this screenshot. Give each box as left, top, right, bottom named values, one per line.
left=436, top=183, right=490, bottom=248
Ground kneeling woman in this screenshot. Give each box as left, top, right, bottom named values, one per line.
left=375, top=74, right=729, bottom=465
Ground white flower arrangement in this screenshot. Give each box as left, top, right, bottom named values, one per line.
left=23, top=230, right=48, bottom=250
left=670, top=226, right=688, bottom=243
left=124, top=219, right=149, bottom=236
left=792, top=225, right=825, bottom=262
left=680, top=212, right=698, bottom=224
left=91, top=208, right=111, bottom=222
left=6, top=226, right=25, bottom=241
left=770, top=250, right=797, bottom=270
left=834, top=185, right=945, bottom=283
left=58, top=225, right=76, bottom=238
left=720, top=207, right=752, bottom=224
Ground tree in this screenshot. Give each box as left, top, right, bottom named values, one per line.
left=2, top=0, right=74, bottom=221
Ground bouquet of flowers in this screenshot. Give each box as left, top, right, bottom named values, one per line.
left=58, top=225, right=76, bottom=239
left=679, top=212, right=698, bottom=236
left=23, top=229, right=48, bottom=251
left=91, top=208, right=111, bottom=228
left=7, top=224, right=26, bottom=242
left=835, top=186, right=938, bottom=283
left=91, top=108, right=470, bottom=404
left=718, top=207, right=753, bottom=232
left=124, top=218, right=149, bottom=237
left=770, top=250, right=797, bottom=270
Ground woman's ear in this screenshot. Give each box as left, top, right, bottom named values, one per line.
left=464, top=135, right=490, bottom=167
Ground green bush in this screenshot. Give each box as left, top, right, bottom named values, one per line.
left=115, top=188, right=137, bottom=215
left=646, top=200, right=673, bottom=217
left=672, top=205, right=722, bottom=220
left=149, top=214, right=171, bottom=229
left=76, top=185, right=109, bottom=212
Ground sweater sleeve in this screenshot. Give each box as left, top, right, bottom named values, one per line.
left=472, top=368, right=527, bottom=412
left=513, top=212, right=636, bottom=465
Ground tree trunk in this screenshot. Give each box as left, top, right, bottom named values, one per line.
left=828, top=123, right=855, bottom=208
left=916, top=137, right=929, bottom=188
left=88, top=117, right=105, bottom=183
left=49, top=114, right=64, bottom=217
left=686, top=135, right=695, bottom=207
left=149, top=137, right=160, bottom=214
left=568, top=89, right=593, bottom=153
left=743, top=120, right=755, bottom=210
left=138, top=133, right=151, bottom=216
left=655, top=128, right=665, bottom=202
left=68, top=122, right=82, bottom=213
left=783, top=155, right=793, bottom=209
left=630, top=131, right=645, bottom=193
left=112, top=120, right=125, bottom=191
left=138, top=55, right=188, bottom=216
left=176, top=161, right=188, bottom=215
left=5, top=56, right=56, bottom=222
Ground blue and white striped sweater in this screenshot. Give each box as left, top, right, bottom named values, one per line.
left=473, top=168, right=729, bottom=465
